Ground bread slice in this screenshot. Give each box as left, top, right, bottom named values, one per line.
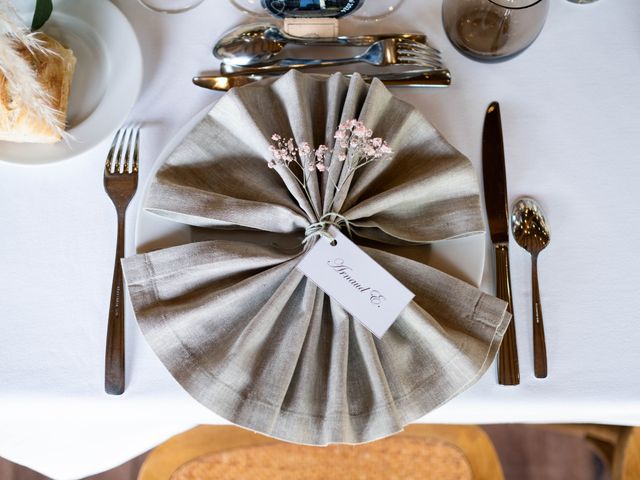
left=0, top=33, right=76, bottom=143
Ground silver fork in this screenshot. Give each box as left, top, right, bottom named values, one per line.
left=220, top=38, right=444, bottom=76
left=103, top=126, right=140, bottom=395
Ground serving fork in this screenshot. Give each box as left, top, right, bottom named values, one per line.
left=103, top=126, right=140, bottom=395
left=220, top=38, right=443, bottom=76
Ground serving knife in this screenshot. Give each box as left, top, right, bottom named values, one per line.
left=193, top=70, right=452, bottom=92
left=482, top=101, right=520, bottom=386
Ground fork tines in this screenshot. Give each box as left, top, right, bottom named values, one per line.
left=396, top=40, right=444, bottom=69
left=105, top=126, right=140, bottom=175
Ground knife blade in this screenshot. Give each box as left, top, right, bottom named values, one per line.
left=193, top=70, right=452, bottom=92
left=482, top=101, right=520, bottom=386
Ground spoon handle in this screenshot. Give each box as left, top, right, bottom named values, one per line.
left=531, top=255, right=548, bottom=378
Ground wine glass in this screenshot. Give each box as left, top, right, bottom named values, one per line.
left=227, top=1, right=406, bottom=21
left=351, top=0, right=405, bottom=22
left=228, top=0, right=270, bottom=17
left=138, top=0, right=205, bottom=14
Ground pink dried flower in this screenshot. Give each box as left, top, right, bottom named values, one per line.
left=353, top=123, right=367, bottom=138
left=316, top=162, right=326, bottom=172
left=334, top=129, right=347, bottom=140
left=338, top=153, right=347, bottom=162
left=372, top=138, right=383, bottom=148
left=272, top=134, right=281, bottom=141
left=315, top=145, right=329, bottom=160
left=300, top=142, right=311, bottom=155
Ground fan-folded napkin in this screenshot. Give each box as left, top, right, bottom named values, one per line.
left=122, top=71, right=510, bottom=445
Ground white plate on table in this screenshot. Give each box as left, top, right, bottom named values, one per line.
left=0, top=0, right=142, bottom=165
left=135, top=106, right=486, bottom=287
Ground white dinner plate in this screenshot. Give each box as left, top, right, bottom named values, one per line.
left=0, top=0, right=142, bottom=165
left=135, top=106, right=486, bottom=287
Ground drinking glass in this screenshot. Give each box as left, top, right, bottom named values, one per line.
left=228, top=0, right=269, bottom=17
left=351, top=0, right=405, bottom=22
left=442, top=0, right=549, bottom=62
left=227, top=1, right=406, bottom=22
left=138, top=0, right=205, bottom=13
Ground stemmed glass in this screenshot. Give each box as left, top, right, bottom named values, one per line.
left=228, top=0, right=269, bottom=17
left=138, top=0, right=205, bottom=14
left=351, top=0, right=405, bottom=22
left=227, top=0, right=406, bottom=22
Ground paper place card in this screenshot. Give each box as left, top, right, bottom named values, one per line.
left=297, top=227, right=414, bottom=338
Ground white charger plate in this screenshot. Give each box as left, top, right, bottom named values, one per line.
left=135, top=106, right=486, bottom=287
left=0, top=0, right=142, bottom=165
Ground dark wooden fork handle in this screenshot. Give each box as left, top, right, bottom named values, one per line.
left=495, top=245, right=520, bottom=386
left=105, top=211, right=126, bottom=395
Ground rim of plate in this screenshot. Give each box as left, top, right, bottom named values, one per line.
left=0, top=0, right=142, bottom=166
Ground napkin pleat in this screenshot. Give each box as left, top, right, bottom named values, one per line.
left=123, top=71, right=511, bottom=446
left=149, top=116, right=309, bottom=232
left=225, top=86, right=321, bottom=223
left=210, top=270, right=311, bottom=402
left=273, top=72, right=331, bottom=219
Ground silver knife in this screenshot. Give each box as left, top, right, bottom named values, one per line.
left=482, top=101, right=520, bottom=386
left=193, top=70, right=452, bottom=92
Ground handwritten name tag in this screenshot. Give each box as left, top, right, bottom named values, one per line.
left=297, top=227, right=414, bottom=338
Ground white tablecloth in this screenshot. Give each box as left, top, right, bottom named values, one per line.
left=1, top=1, right=639, bottom=478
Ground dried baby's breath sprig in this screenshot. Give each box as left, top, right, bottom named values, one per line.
left=268, top=120, right=393, bottom=221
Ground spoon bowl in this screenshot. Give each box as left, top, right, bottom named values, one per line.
left=213, top=23, right=429, bottom=66
left=511, top=197, right=550, bottom=379
left=214, top=23, right=286, bottom=66
left=511, top=197, right=550, bottom=256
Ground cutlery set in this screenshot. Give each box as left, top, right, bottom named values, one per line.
left=194, top=22, right=450, bottom=92
left=483, top=102, right=550, bottom=385
left=103, top=32, right=548, bottom=395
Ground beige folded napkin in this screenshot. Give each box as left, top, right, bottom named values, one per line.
left=123, top=71, right=510, bottom=445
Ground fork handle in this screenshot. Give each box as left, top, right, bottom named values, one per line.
left=532, top=255, right=548, bottom=378
left=286, top=33, right=427, bottom=47
left=221, top=57, right=361, bottom=76
left=105, top=211, right=126, bottom=395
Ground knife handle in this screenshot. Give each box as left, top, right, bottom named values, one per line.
left=374, top=70, right=451, bottom=87
left=495, top=244, right=520, bottom=385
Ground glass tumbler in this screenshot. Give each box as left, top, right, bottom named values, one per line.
left=442, top=0, right=549, bottom=62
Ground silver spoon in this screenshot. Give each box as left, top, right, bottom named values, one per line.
left=213, top=23, right=429, bottom=66
left=511, top=197, right=550, bottom=378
